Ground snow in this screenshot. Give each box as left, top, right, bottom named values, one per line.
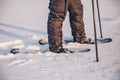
left=0, top=0, right=120, bottom=80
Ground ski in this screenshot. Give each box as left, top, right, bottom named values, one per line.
left=64, top=38, right=112, bottom=44
left=38, top=38, right=112, bottom=46
left=10, top=38, right=97, bottom=54
left=10, top=47, right=91, bottom=54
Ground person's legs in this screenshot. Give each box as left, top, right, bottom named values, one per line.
left=68, top=0, right=87, bottom=43
left=47, top=0, right=67, bottom=52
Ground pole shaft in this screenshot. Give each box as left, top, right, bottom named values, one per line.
left=96, top=0, right=103, bottom=38
left=92, top=0, right=99, bottom=62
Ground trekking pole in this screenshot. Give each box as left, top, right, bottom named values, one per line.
left=96, top=0, right=103, bottom=38
left=91, top=0, right=99, bottom=62
left=96, top=0, right=112, bottom=43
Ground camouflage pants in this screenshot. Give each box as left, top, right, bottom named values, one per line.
left=48, top=0, right=86, bottom=51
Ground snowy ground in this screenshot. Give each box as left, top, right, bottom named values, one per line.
left=0, top=0, right=120, bottom=80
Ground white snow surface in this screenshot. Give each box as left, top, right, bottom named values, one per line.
left=0, top=0, right=120, bottom=80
